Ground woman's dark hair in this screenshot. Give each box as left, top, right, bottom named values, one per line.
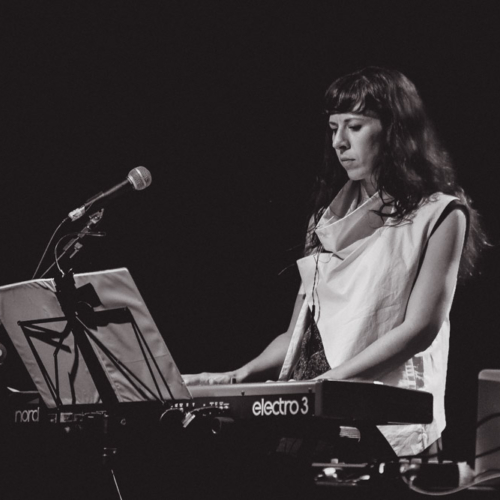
left=307, top=66, right=488, bottom=280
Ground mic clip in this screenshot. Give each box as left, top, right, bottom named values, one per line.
left=68, top=193, right=104, bottom=221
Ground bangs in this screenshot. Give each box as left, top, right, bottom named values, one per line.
left=324, top=75, right=382, bottom=117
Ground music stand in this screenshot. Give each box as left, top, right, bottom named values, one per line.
left=0, top=267, right=190, bottom=409
left=0, top=267, right=191, bottom=498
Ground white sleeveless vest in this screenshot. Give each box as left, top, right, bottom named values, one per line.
left=279, top=180, right=458, bottom=456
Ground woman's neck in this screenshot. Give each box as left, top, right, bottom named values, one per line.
left=360, top=177, right=377, bottom=197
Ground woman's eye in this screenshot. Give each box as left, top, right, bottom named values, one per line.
left=349, top=125, right=362, bottom=131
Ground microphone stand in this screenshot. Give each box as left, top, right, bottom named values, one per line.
left=50, top=210, right=124, bottom=500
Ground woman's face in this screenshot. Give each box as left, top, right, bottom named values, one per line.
left=328, top=112, right=383, bottom=195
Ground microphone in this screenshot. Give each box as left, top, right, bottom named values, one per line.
left=68, top=166, right=152, bottom=221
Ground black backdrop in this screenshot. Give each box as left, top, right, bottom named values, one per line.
left=1, top=0, right=499, bottom=461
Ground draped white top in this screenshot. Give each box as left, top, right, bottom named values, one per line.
left=279, top=180, right=458, bottom=456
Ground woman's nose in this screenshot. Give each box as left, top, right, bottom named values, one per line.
left=332, top=129, right=348, bottom=151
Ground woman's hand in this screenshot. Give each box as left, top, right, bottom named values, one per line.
left=313, top=370, right=337, bottom=381
left=182, top=372, right=236, bottom=386
left=312, top=369, right=365, bottom=381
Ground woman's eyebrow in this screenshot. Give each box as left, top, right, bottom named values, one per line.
left=329, top=116, right=368, bottom=126
left=344, top=116, right=369, bottom=122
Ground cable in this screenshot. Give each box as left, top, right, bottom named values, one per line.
left=52, top=230, right=105, bottom=277
left=476, top=412, right=500, bottom=429
left=311, top=247, right=322, bottom=321
left=476, top=444, right=500, bottom=460
left=38, top=209, right=106, bottom=278
left=469, top=412, right=500, bottom=460
left=401, top=465, right=500, bottom=496
left=32, top=217, right=70, bottom=279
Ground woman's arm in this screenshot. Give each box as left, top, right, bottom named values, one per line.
left=183, top=291, right=307, bottom=385
left=316, top=208, right=467, bottom=381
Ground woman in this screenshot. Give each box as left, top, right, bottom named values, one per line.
left=183, top=67, right=487, bottom=457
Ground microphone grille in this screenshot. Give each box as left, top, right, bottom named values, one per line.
left=128, top=166, right=152, bottom=191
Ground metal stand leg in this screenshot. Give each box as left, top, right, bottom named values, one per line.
left=110, top=468, right=124, bottom=500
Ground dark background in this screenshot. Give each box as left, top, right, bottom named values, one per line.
left=1, top=0, right=499, bottom=462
